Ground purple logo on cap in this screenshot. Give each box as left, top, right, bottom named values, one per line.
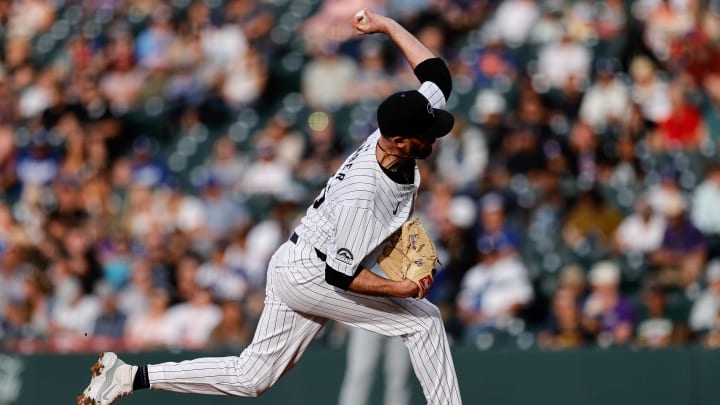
left=426, top=103, right=434, bottom=117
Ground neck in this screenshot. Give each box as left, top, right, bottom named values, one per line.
left=376, top=137, right=411, bottom=171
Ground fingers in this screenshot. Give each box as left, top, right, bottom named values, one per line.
left=351, top=8, right=383, bottom=36
left=353, top=8, right=368, bottom=24
left=352, top=9, right=370, bottom=35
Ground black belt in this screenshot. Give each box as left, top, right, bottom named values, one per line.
left=290, top=232, right=327, bottom=262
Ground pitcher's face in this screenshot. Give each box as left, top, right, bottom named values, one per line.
left=406, top=136, right=435, bottom=159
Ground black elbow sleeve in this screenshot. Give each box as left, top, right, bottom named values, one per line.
left=325, top=265, right=355, bottom=290
left=413, top=58, right=452, bottom=100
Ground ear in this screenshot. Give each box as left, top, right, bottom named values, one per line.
left=390, top=135, right=407, bottom=147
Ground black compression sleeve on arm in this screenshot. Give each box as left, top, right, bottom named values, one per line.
left=325, top=264, right=356, bottom=290
left=413, top=58, right=452, bottom=100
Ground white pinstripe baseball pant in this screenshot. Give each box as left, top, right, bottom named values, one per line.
left=147, top=238, right=462, bottom=404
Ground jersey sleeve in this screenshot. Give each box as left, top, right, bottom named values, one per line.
left=324, top=204, right=385, bottom=290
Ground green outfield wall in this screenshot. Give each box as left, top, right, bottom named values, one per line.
left=4, top=346, right=719, bottom=405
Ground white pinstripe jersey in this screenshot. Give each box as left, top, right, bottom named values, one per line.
left=293, top=81, right=447, bottom=280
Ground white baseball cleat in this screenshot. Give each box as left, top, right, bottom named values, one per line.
left=77, top=352, right=136, bottom=405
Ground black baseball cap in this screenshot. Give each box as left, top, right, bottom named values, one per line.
left=377, top=90, right=454, bottom=140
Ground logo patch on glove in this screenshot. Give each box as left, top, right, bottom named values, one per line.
left=418, top=275, right=433, bottom=296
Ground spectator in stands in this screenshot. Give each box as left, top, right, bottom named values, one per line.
left=199, top=12, right=248, bottom=75
left=21, top=266, right=51, bottom=338
left=135, top=6, right=175, bottom=69
left=16, top=132, right=58, bottom=188
left=581, top=261, right=635, bottom=347
left=537, top=31, right=591, bottom=90
left=207, top=300, right=250, bottom=350
left=61, top=223, right=102, bottom=295
left=199, top=177, right=248, bottom=243
left=48, top=277, right=100, bottom=349
left=301, top=41, right=358, bottom=109
left=99, top=35, right=144, bottom=114
left=173, top=253, right=202, bottom=303
left=435, top=116, right=488, bottom=192
left=196, top=243, right=248, bottom=302
left=613, top=196, right=666, bottom=255
left=124, top=288, right=171, bottom=352
left=658, top=82, right=707, bottom=150
left=240, top=142, right=294, bottom=198
left=129, top=137, right=168, bottom=189
left=689, top=260, right=720, bottom=334
left=468, top=32, right=517, bottom=89
left=502, top=125, right=546, bottom=176
left=489, top=0, right=540, bottom=46
left=579, top=59, right=630, bottom=132
left=701, top=309, right=720, bottom=348
left=456, top=232, right=533, bottom=343
left=344, top=39, right=395, bottom=103
left=158, top=180, right=206, bottom=240
left=221, top=47, right=268, bottom=109
left=642, top=0, right=694, bottom=62
left=91, top=283, right=127, bottom=341
left=97, top=234, right=132, bottom=291
left=565, top=122, right=607, bottom=187
left=691, top=163, right=720, bottom=259
left=0, top=298, right=26, bottom=340
left=163, top=283, right=221, bottom=350
left=557, top=264, right=588, bottom=301
left=117, top=258, right=154, bottom=318
left=471, top=89, right=507, bottom=155
left=476, top=193, right=521, bottom=252
left=0, top=243, right=27, bottom=319
left=629, top=55, right=671, bottom=124
left=562, top=188, right=623, bottom=252
left=206, top=135, right=247, bottom=190
left=244, top=199, right=295, bottom=284
left=606, top=135, right=643, bottom=190
left=251, top=114, right=305, bottom=171
left=636, top=282, right=685, bottom=348
left=538, top=287, right=592, bottom=349
left=649, top=192, right=708, bottom=290
left=645, top=165, right=687, bottom=217
left=430, top=195, right=479, bottom=327
left=296, top=110, right=345, bottom=186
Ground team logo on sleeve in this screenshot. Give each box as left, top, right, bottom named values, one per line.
left=336, top=248, right=354, bottom=265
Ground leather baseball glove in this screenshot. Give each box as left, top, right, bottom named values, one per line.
left=377, top=217, right=439, bottom=299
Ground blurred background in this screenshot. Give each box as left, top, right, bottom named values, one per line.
left=1, top=0, right=720, bottom=403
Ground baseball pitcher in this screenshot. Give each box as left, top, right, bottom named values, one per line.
left=78, top=9, right=462, bottom=405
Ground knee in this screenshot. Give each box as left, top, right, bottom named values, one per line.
left=244, top=383, right=267, bottom=398
left=243, top=374, right=273, bottom=398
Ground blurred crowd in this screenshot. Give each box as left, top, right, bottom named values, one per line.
left=2, top=0, right=720, bottom=354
